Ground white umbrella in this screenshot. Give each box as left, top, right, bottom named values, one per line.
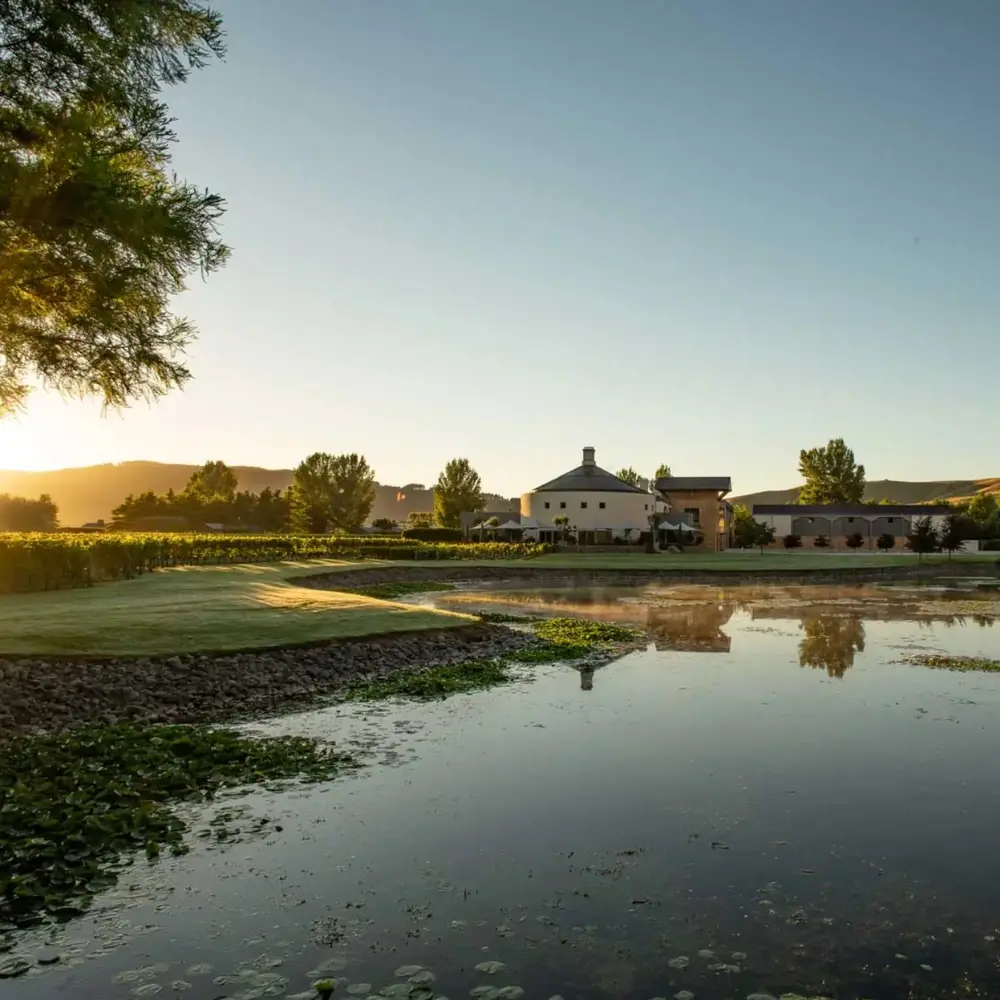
left=496, top=520, right=522, bottom=530
left=659, top=521, right=680, bottom=531
left=679, top=523, right=699, bottom=533
left=469, top=522, right=486, bottom=531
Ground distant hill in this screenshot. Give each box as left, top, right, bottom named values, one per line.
left=732, top=478, right=1000, bottom=508
left=0, top=461, right=517, bottom=527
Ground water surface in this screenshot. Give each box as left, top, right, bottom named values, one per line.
left=5, top=583, right=1000, bottom=1000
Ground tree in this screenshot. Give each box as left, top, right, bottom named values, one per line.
left=731, top=504, right=757, bottom=549
left=876, top=533, right=895, bottom=552
left=552, top=514, right=570, bottom=543
left=0, top=492, right=57, bottom=530
left=184, top=460, right=237, bottom=501
left=845, top=532, right=865, bottom=553
left=751, top=521, right=775, bottom=553
left=814, top=534, right=830, bottom=548
left=0, top=0, right=230, bottom=415
left=434, top=459, right=484, bottom=529
left=906, top=516, right=939, bottom=562
left=783, top=533, right=802, bottom=550
left=966, top=493, right=998, bottom=530
left=616, top=467, right=641, bottom=487
left=290, top=452, right=337, bottom=534
left=371, top=518, right=397, bottom=533
left=653, top=463, right=672, bottom=481
left=797, top=438, right=866, bottom=505
left=939, top=513, right=966, bottom=560
left=406, top=511, right=434, bottom=529
left=328, top=453, right=376, bottom=531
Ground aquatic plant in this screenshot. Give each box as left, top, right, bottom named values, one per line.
left=506, top=642, right=591, bottom=663
left=0, top=725, right=354, bottom=926
left=534, top=617, right=638, bottom=646
left=899, top=653, right=1000, bottom=672
left=342, top=659, right=513, bottom=700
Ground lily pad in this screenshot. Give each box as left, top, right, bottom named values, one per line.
left=132, top=986, right=163, bottom=997
left=697, top=950, right=715, bottom=959
left=347, top=985, right=372, bottom=995
left=410, top=971, right=437, bottom=985
left=394, top=965, right=425, bottom=978
left=474, top=961, right=506, bottom=975
left=381, top=985, right=413, bottom=998
left=667, top=957, right=690, bottom=970
left=675, top=992, right=696, bottom=1000
left=0, top=958, right=31, bottom=979
left=470, top=989, right=498, bottom=1000
left=496, top=989, right=524, bottom=1000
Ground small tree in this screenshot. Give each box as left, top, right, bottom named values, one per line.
left=434, top=459, right=485, bottom=528
left=783, top=533, right=802, bottom=550
left=876, top=533, right=895, bottom=552
left=616, top=467, right=642, bottom=488
left=371, top=518, right=396, bottom=533
left=407, top=511, right=434, bottom=529
left=845, top=532, right=865, bottom=553
left=906, top=516, right=939, bottom=562
left=731, top=504, right=757, bottom=549
left=553, top=514, right=570, bottom=543
left=751, top=521, right=775, bottom=553
left=814, top=534, right=829, bottom=548
left=939, top=513, right=965, bottom=560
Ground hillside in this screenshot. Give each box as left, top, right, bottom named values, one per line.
left=732, top=478, right=1000, bottom=509
left=0, top=462, right=517, bottom=527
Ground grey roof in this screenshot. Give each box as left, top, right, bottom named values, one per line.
left=753, top=503, right=951, bottom=516
left=656, top=476, right=732, bottom=493
left=534, top=464, right=647, bottom=494
left=460, top=509, right=519, bottom=530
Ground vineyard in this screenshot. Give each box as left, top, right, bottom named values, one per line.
left=0, top=533, right=551, bottom=594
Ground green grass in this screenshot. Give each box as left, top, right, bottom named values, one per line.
left=0, top=560, right=473, bottom=658
left=0, top=724, right=354, bottom=927
left=900, top=653, right=1000, bottom=672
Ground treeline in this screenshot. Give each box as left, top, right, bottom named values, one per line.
left=0, top=493, right=58, bottom=532
left=110, top=455, right=494, bottom=533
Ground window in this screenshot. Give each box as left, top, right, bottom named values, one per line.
left=544, top=502, right=550, bottom=509
left=848, top=517, right=855, bottom=523
left=599, top=502, right=606, bottom=509
left=559, top=501, right=566, bottom=509
left=684, top=507, right=701, bottom=525
left=887, top=517, right=894, bottom=523
left=644, top=504, right=648, bottom=510
left=580, top=502, right=588, bottom=509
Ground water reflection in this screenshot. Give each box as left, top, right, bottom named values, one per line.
left=797, top=615, right=866, bottom=678
left=433, top=581, right=999, bottom=683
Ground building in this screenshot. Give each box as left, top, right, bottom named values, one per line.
left=520, top=447, right=663, bottom=544
left=655, top=477, right=734, bottom=552
left=751, top=504, right=951, bottom=551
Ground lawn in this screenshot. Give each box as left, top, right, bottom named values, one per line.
left=0, top=550, right=993, bottom=658
left=0, top=560, right=472, bottom=658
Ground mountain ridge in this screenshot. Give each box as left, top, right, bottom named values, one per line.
left=0, top=461, right=516, bottom=526
left=732, top=478, right=1000, bottom=508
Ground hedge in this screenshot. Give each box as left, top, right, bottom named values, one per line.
left=401, top=527, right=464, bottom=542
left=0, top=534, right=552, bottom=594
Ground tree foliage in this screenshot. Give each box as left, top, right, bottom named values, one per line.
left=797, top=438, right=866, bottom=505
left=966, top=493, right=998, bottom=529
left=289, top=452, right=376, bottom=533
left=111, top=484, right=290, bottom=531
left=0, top=0, right=230, bottom=414
left=906, top=516, right=939, bottom=561
left=938, top=513, right=966, bottom=558
left=731, top=504, right=757, bottom=548
left=783, top=533, right=802, bottom=550
left=844, top=531, right=865, bottom=552
left=876, top=533, right=895, bottom=551
left=0, top=491, right=57, bottom=530
left=433, top=458, right=484, bottom=529
left=616, top=467, right=641, bottom=487
left=750, top=520, right=775, bottom=552
left=184, top=460, right=237, bottom=501
left=653, top=463, right=671, bottom=481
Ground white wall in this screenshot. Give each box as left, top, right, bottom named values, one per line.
left=753, top=513, right=792, bottom=536
left=521, top=490, right=659, bottom=534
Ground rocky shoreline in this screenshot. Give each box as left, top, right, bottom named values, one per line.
left=0, top=624, right=538, bottom=739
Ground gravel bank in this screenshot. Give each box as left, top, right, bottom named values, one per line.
left=0, top=625, right=536, bottom=738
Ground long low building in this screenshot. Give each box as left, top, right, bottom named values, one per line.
left=752, top=503, right=951, bottom=550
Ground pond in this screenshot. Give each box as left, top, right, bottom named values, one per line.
left=4, top=583, right=1000, bottom=1000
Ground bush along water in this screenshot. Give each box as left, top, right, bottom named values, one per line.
left=0, top=725, right=355, bottom=928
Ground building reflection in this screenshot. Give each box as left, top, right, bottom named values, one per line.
left=645, top=602, right=734, bottom=652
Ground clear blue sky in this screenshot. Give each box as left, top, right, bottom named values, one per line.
left=2, top=0, right=999, bottom=495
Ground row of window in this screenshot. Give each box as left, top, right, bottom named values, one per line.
left=543, top=501, right=655, bottom=510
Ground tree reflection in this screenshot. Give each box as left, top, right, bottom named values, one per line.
left=798, top=616, right=866, bottom=678
left=579, top=666, right=595, bottom=691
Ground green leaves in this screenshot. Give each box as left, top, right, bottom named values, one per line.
left=797, top=438, right=866, bottom=505
left=0, top=724, right=354, bottom=926
left=433, top=459, right=484, bottom=529
left=291, top=453, right=377, bottom=533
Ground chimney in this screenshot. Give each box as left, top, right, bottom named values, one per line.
left=582, top=446, right=596, bottom=467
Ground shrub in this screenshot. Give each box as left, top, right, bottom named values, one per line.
left=401, top=527, right=464, bottom=542
left=845, top=532, right=866, bottom=552
left=783, top=533, right=802, bottom=550
left=813, top=535, right=830, bottom=548
left=876, top=533, right=895, bottom=551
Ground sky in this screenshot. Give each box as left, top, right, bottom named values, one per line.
left=2, top=0, right=999, bottom=496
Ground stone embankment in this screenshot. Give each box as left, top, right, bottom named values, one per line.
left=0, top=625, right=535, bottom=738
